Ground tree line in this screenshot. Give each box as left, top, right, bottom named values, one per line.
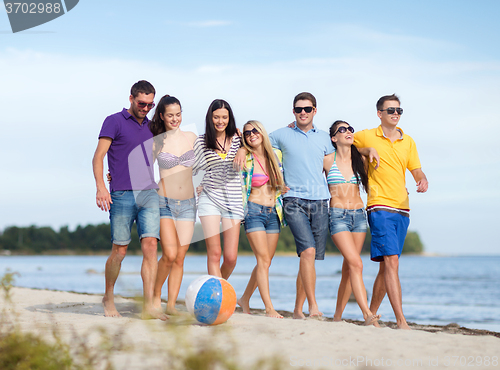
left=0, top=223, right=424, bottom=255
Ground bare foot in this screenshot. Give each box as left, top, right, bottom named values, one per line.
left=309, top=309, right=323, bottom=319
left=102, top=296, right=122, bottom=318
left=152, top=296, right=163, bottom=311
left=165, top=306, right=180, bottom=316
left=265, top=309, right=283, bottom=319
left=237, top=297, right=251, bottom=314
left=293, top=310, right=306, bottom=320
left=142, top=308, right=168, bottom=321
left=363, top=314, right=381, bottom=326
left=333, top=313, right=342, bottom=322
left=308, top=313, right=325, bottom=321
left=397, top=321, right=411, bottom=330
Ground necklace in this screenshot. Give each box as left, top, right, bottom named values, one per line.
left=216, top=135, right=227, bottom=153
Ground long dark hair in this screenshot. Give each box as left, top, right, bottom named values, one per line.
left=149, top=95, right=182, bottom=159
left=204, top=99, right=237, bottom=150
left=149, top=95, right=182, bottom=136
left=329, top=120, right=368, bottom=193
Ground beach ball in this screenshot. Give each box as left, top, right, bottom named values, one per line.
left=185, top=275, right=237, bottom=325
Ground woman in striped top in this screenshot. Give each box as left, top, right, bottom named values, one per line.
left=323, top=120, right=380, bottom=326
left=149, top=95, right=198, bottom=315
left=193, top=99, right=243, bottom=279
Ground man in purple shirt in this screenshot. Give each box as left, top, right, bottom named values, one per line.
left=92, top=80, right=165, bottom=320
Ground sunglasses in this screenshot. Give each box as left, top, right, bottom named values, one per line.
left=333, top=126, right=355, bottom=136
left=293, top=106, right=314, bottom=114
left=243, top=128, right=260, bottom=138
left=137, top=101, right=155, bottom=110
left=380, top=107, right=403, bottom=115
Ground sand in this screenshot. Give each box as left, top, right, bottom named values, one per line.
left=2, top=287, right=499, bottom=369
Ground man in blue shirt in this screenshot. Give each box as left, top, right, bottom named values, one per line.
left=234, top=92, right=378, bottom=319
left=270, top=92, right=333, bottom=319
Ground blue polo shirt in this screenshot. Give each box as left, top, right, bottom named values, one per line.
left=98, top=108, right=157, bottom=192
left=269, top=123, right=334, bottom=200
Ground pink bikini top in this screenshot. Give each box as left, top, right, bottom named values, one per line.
left=251, top=155, right=269, bottom=187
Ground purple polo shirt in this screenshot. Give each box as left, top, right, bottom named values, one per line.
left=99, top=108, right=158, bottom=192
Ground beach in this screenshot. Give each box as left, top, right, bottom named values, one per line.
left=2, top=287, right=498, bottom=370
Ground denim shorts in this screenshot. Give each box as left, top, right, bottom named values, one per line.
left=368, top=210, right=410, bottom=262
left=244, top=201, right=280, bottom=234
left=109, top=189, right=160, bottom=245
left=283, top=197, right=329, bottom=260
left=159, top=196, right=196, bottom=222
left=197, top=193, right=242, bottom=220
left=329, top=207, right=367, bottom=235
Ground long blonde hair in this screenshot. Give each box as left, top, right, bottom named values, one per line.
left=242, top=120, right=285, bottom=191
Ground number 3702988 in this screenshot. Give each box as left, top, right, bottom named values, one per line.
left=5, top=2, right=62, bottom=14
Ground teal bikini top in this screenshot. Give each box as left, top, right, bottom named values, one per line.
left=326, top=152, right=359, bottom=185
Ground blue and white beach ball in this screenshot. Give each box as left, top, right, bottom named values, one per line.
left=185, top=275, right=237, bottom=325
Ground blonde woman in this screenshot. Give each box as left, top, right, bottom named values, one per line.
left=237, top=120, right=286, bottom=318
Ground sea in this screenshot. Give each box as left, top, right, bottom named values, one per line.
left=1, top=255, right=499, bottom=332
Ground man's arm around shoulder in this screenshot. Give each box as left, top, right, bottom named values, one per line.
left=92, top=137, right=113, bottom=211
left=353, top=130, right=380, bottom=169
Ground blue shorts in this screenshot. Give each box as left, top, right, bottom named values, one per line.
left=109, top=189, right=160, bottom=245
left=244, top=201, right=281, bottom=234
left=368, top=210, right=410, bottom=262
left=283, top=197, right=329, bottom=260
left=197, top=193, right=242, bottom=220
left=329, top=207, right=367, bottom=235
left=159, top=196, right=196, bottom=222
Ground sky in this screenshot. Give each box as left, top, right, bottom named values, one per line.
left=1, top=0, right=499, bottom=255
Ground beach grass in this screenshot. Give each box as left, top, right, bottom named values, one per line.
left=0, top=272, right=286, bottom=370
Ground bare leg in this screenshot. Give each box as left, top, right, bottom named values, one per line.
left=103, top=243, right=128, bottom=317
left=334, top=233, right=370, bottom=321
left=166, top=220, right=194, bottom=314
left=333, top=258, right=351, bottom=321
left=333, top=232, right=367, bottom=321
left=242, top=231, right=282, bottom=318
left=238, top=232, right=280, bottom=314
left=370, top=261, right=387, bottom=315
left=333, top=231, right=379, bottom=326
left=299, top=247, right=322, bottom=317
left=293, top=270, right=307, bottom=319
left=141, top=237, right=167, bottom=321
left=220, top=218, right=241, bottom=280
left=238, top=265, right=257, bottom=313
left=383, top=255, right=410, bottom=330
left=153, top=219, right=178, bottom=310
left=200, top=215, right=223, bottom=277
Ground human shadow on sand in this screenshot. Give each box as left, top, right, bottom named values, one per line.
left=24, top=300, right=141, bottom=319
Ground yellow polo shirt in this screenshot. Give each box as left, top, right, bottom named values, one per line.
left=354, top=126, right=421, bottom=210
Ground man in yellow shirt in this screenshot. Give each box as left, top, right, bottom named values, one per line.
left=354, top=94, right=428, bottom=330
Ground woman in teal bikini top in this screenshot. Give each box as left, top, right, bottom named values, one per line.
left=326, top=151, right=360, bottom=185
left=323, top=120, right=380, bottom=326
